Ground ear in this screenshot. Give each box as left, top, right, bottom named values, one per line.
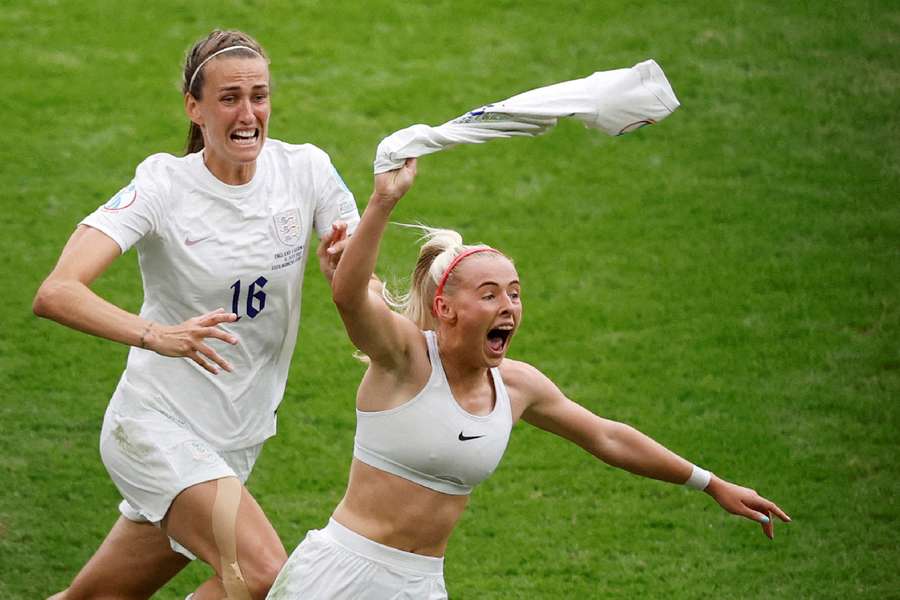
left=433, top=296, right=457, bottom=324
left=184, top=93, right=203, bottom=127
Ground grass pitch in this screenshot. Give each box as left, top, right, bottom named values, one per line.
left=1, top=1, right=898, bottom=598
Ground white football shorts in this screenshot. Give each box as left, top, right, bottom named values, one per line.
left=268, top=518, right=447, bottom=599
left=99, top=402, right=262, bottom=559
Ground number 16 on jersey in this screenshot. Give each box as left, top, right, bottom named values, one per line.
left=230, top=276, right=268, bottom=321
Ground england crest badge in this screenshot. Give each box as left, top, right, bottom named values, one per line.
left=273, top=209, right=303, bottom=246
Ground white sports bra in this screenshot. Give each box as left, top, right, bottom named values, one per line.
left=353, top=330, right=513, bottom=495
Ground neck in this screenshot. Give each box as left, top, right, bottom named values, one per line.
left=203, top=151, right=257, bottom=185
left=435, top=331, right=489, bottom=389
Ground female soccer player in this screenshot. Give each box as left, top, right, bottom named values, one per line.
left=267, top=159, right=790, bottom=598
left=34, top=30, right=359, bottom=600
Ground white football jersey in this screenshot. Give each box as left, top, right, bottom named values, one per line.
left=374, top=59, right=680, bottom=173
left=82, top=139, right=360, bottom=449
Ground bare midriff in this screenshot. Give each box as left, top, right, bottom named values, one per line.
left=331, top=459, right=469, bottom=557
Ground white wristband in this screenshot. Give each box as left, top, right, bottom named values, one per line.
left=684, top=465, right=711, bottom=490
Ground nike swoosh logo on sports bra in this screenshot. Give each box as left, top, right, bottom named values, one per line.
left=184, top=236, right=212, bottom=246
left=458, top=432, right=485, bottom=441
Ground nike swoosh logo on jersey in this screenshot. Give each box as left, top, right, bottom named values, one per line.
left=458, top=432, right=485, bottom=441
left=184, top=235, right=212, bottom=246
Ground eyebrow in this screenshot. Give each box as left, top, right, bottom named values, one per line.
left=477, top=280, right=520, bottom=288
left=217, top=84, right=270, bottom=93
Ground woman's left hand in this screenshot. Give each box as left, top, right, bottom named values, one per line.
left=705, top=475, right=791, bottom=539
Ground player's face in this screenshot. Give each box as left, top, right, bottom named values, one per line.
left=186, top=56, right=270, bottom=184
left=441, top=256, right=522, bottom=368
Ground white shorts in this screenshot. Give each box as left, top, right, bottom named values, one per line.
left=100, top=403, right=262, bottom=559
left=268, top=518, right=447, bottom=599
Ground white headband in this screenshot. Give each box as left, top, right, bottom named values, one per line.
left=187, top=45, right=263, bottom=93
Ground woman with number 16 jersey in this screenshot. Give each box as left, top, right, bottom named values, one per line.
left=33, top=30, right=359, bottom=600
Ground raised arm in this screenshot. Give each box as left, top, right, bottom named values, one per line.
left=33, top=225, right=238, bottom=374
left=331, top=159, right=419, bottom=367
left=511, top=361, right=791, bottom=538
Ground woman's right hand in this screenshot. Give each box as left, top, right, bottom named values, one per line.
left=144, top=308, right=239, bottom=375
left=371, top=157, right=417, bottom=206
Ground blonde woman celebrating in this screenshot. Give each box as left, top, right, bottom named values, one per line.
left=268, top=159, right=790, bottom=598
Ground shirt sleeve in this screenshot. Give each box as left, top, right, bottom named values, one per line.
left=80, top=157, right=166, bottom=253
left=312, top=151, right=361, bottom=238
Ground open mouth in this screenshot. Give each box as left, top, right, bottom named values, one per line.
left=230, top=128, right=260, bottom=145
left=486, top=326, right=513, bottom=354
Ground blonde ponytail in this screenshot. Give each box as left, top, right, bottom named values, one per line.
left=384, top=224, right=494, bottom=330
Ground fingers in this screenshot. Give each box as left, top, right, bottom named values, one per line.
left=328, top=220, right=348, bottom=242
left=402, top=158, right=418, bottom=182
left=713, top=478, right=790, bottom=539
left=741, top=494, right=791, bottom=539
left=185, top=311, right=239, bottom=373
left=198, top=308, right=239, bottom=326
left=733, top=505, right=773, bottom=539
left=190, top=351, right=223, bottom=375
left=373, top=159, right=418, bottom=201
left=202, top=325, right=239, bottom=346
left=195, top=343, right=233, bottom=374
left=762, top=515, right=774, bottom=540
left=185, top=340, right=233, bottom=375
left=319, top=222, right=349, bottom=258
left=198, top=307, right=227, bottom=320
left=326, top=238, right=349, bottom=257
left=740, top=506, right=771, bottom=526
left=767, top=501, right=792, bottom=523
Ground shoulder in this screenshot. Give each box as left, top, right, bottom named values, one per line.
left=133, top=152, right=188, bottom=194
left=498, top=358, right=561, bottom=408
left=104, top=153, right=185, bottom=220
left=262, top=139, right=339, bottom=187
left=500, top=358, right=550, bottom=384
left=135, top=151, right=186, bottom=176
left=264, top=138, right=331, bottom=166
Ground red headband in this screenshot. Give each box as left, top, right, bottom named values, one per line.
left=431, top=247, right=501, bottom=316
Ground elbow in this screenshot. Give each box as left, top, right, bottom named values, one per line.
left=330, top=280, right=352, bottom=312
left=331, top=279, right=364, bottom=315
left=32, top=279, right=66, bottom=320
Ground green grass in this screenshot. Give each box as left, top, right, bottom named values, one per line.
left=2, top=1, right=898, bottom=598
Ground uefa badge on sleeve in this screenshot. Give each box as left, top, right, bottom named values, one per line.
left=102, top=181, right=138, bottom=211
left=273, top=208, right=302, bottom=246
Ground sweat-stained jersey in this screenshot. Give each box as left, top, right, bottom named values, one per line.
left=82, top=139, right=360, bottom=449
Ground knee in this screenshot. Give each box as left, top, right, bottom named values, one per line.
left=240, top=550, right=287, bottom=600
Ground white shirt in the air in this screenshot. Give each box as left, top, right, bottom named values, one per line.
left=374, top=59, right=680, bottom=173
left=82, top=138, right=360, bottom=450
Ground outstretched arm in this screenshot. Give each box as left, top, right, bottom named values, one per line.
left=514, top=361, right=791, bottom=538
left=331, top=159, right=418, bottom=367
left=33, top=225, right=239, bottom=374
